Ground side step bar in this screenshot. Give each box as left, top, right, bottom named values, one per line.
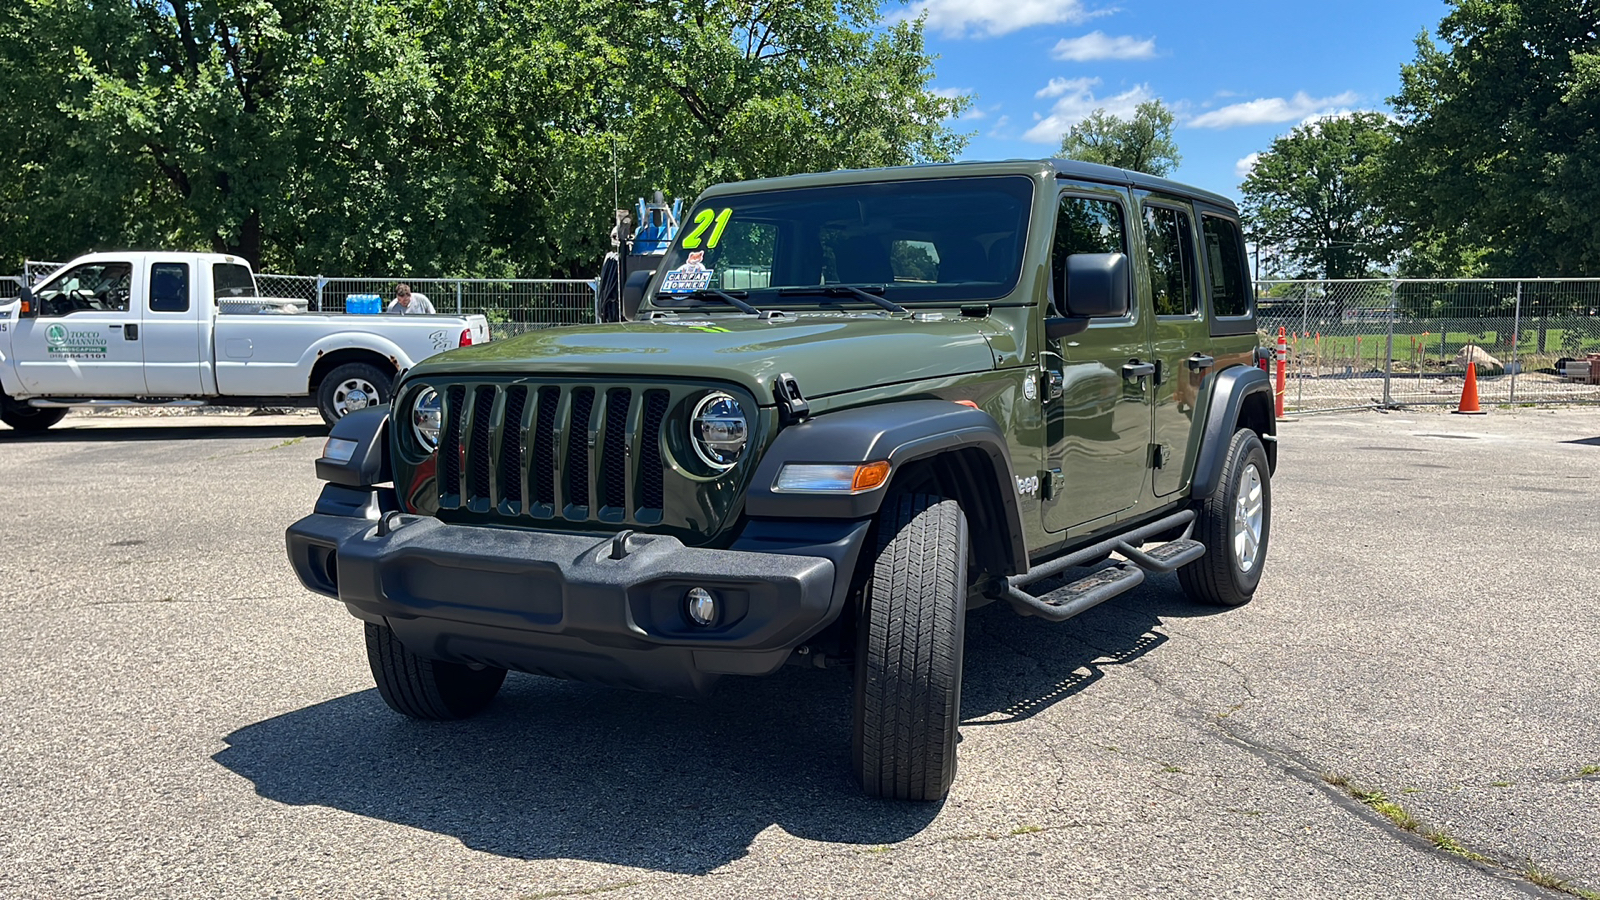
left=1003, top=510, right=1204, bottom=623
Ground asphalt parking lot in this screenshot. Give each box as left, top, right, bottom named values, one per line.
left=2, top=407, right=1597, bottom=899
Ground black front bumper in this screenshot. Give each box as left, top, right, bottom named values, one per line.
left=286, top=487, right=865, bottom=696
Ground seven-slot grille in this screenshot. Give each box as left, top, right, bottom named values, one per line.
left=434, top=382, right=671, bottom=523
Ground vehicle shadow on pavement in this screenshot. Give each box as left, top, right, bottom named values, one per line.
left=0, top=423, right=325, bottom=443
left=213, top=574, right=1234, bottom=874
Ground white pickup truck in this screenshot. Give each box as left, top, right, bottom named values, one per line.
left=0, top=252, right=488, bottom=430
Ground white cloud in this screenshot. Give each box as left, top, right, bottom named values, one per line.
left=1187, top=91, right=1362, bottom=129
left=891, top=0, right=1108, bottom=38
left=988, top=114, right=1013, bottom=138
left=1235, top=153, right=1261, bottom=179
left=1050, top=31, right=1157, bottom=61
left=932, top=87, right=972, bottom=99
left=933, top=87, right=989, bottom=121
left=1022, top=78, right=1155, bottom=143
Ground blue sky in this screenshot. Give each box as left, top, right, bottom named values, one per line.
left=895, top=0, right=1451, bottom=198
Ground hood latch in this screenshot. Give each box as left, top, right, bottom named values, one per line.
left=774, top=372, right=810, bottom=425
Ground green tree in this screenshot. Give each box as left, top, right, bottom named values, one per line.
left=0, top=0, right=969, bottom=278
left=1239, top=113, right=1398, bottom=279
left=1388, top=0, right=1600, bottom=277
left=1057, top=100, right=1181, bottom=177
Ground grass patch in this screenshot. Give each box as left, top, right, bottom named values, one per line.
left=1491, top=780, right=1512, bottom=788
left=1325, top=774, right=1485, bottom=861
left=523, top=881, right=642, bottom=900
left=862, top=844, right=892, bottom=855
left=1009, top=824, right=1043, bottom=836
left=1577, top=765, right=1600, bottom=778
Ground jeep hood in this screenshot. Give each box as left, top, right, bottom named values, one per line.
left=413, top=314, right=998, bottom=402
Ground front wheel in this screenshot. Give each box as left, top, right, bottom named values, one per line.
left=1, top=399, right=67, bottom=433
left=852, top=494, right=968, bottom=802
left=365, top=623, right=507, bottom=720
left=1178, top=428, right=1272, bottom=606
left=316, top=362, right=391, bottom=428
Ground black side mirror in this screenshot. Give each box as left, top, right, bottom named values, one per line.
left=1045, top=252, right=1130, bottom=340
left=619, top=268, right=654, bottom=322
left=16, top=285, right=36, bottom=318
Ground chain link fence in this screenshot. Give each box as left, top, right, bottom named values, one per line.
left=254, top=275, right=596, bottom=339
left=1258, top=279, right=1600, bottom=412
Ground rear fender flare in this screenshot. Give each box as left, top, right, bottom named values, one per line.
left=1191, top=365, right=1275, bottom=498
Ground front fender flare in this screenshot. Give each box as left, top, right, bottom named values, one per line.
left=745, top=400, right=1028, bottom=574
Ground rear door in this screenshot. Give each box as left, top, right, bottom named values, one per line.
left=1041, top=185, right=1156, bottom=534
left=1136, top=193, right=1209, bottom=497
left=10, top=258, right=146, bottom=395
left=141, top=258, right=206, bottom=395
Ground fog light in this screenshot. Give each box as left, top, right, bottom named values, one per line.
left=685, top=587, right=718, bottom=626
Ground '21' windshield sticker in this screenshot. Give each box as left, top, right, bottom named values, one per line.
left=661, top=252, right=714, bottom=294
left=680, top=208, right=733, bottom=250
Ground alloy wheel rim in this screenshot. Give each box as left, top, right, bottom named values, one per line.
left=1232, top=463, right=1264, bottom=573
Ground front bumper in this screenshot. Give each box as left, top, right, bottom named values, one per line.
left=286, top=487, right=862, bottom=696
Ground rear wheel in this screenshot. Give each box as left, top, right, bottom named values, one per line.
left=1178, top=428, right=1271, bottom=606
left=0, top=399, right=66, bottom=433
left=365, top=622, right=507, bottom=720
left=317, top=362, right=391, bottom=428
left=852, top=493, right=968, bottom=802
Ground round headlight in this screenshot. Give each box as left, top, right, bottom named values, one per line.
left=690, top=392, right=747, bottom=470
left=412, top=388, right=442, bottom=451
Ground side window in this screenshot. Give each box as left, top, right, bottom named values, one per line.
left=1201, top=215, right=1251, bottom=318
left=34, top=262, right=132, bottom=316
left=149, top=263, right=190, bottom=313
left=1143, top=205, right=1198, bottom=317
left=1051, top=195, right=1128, bottom=312
left=213, top=263, right=257, bottom=300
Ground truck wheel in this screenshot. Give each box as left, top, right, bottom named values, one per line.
left=0, top=402, right=67, bottom=433
left=365, top=622, right=506, bottom=719
left=317, top=362, right=391, bottom=427
left=852, top=493, right=968, bottom=802
left=1179, top=428, right=1271, bottom=607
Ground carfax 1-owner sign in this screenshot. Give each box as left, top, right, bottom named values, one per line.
left=45, top=323, right=109, bottom=359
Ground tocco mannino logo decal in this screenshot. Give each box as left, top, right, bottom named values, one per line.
left=44, top=322, right=108, bottom=358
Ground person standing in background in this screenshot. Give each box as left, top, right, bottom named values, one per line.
left=387, top=283, right=436, bottom=315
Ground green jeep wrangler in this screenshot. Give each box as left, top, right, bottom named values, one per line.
left=287, top=159, right=1276, bottom=802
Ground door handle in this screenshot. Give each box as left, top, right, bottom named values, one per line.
left=1187, top=354, right=1215, bottom=371
left=124, top=324, right=139, bottom=341
left=1121, top=361, right=1155, bottom=382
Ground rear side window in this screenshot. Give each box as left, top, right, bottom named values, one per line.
left=149, top=263, right=190, bottom=313
left=1202, top=215, right=1251, bottom=318
left=213, top=263, right=257, bottom=299
left=1143, top=205, right=1198, bottom=317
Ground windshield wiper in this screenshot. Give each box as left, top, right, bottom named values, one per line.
left=778, top=284, right=908, bottom=314
left=655, top=288, right=761, bottom=315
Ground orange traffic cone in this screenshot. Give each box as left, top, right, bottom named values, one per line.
left=1453, top=352, right=1486, bottom=415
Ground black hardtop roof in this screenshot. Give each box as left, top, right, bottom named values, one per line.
left=698, top=159, right=1237, bottom=212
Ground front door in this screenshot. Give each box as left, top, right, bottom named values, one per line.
left=11, top=260, right=146, bottom=396
left=1042, top=187, right=1155, bottom=534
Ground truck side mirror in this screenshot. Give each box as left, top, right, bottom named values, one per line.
left=619, top=268, right=654, bottom=322
left=15, top=285, right=37, bottom=318
left=1045, top=252, right=1129, bottom=340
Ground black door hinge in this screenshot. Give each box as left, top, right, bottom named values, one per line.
left=1149, top=443, right=1170, bottom=469
left=774, top=372, right=809, bottom=425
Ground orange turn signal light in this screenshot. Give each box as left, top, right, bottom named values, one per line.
left=852, top=461, right=891, bottom=492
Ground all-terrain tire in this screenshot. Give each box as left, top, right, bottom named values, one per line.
left=316, top=362, right=392, bottom=428
left=852, top=493, right=968, bottom=802
left=365, top=622, right=507, bottom=720
left=1178, top=427, right=1271, bottom=607
left=0, top=401, right=66, bottom=433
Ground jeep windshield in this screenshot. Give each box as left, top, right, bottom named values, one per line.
left=649, top=175, right=1034, bottom=310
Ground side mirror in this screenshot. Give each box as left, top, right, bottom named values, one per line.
left=1044, top=252, right=1129, bottom=341
left=16, top=285, right=36, bottom=318
left=619, top=268, right=654, bottom=322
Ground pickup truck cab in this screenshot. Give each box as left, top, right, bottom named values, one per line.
left=0, top=252, right=489, bottom=430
